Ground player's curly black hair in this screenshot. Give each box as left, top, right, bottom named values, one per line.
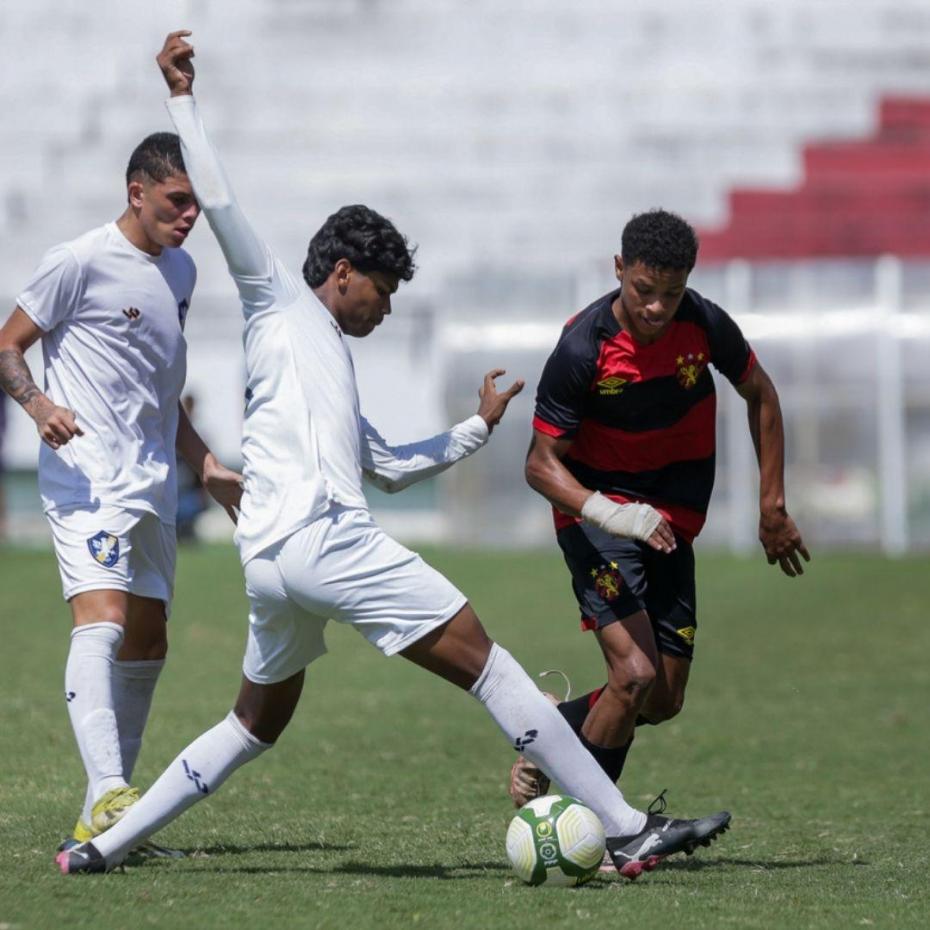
left=125, top=132, right=186, bottom=185
left=621, top=209, right=699, bottom=272
left=303, top=205, right=417, bottom=288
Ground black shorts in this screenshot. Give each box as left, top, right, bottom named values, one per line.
left=556, top=521, right=697, bottom=660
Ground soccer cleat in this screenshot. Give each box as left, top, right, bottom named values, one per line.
left=606, top=792, right=731, bottom=879
left=90, top=786, right=140, bottom=833
left=56, top=841, right=107, bottom=875
left=57, top=817, right=95, bottom=852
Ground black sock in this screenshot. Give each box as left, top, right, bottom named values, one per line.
left=558, top=686, right=634, bottom=783
left=557, top=687, right=605, bottom=734
left=578, top=732, right=634, bottom=783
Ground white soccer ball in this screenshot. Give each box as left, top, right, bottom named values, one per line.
left=505, top=794, right=606, bottom=886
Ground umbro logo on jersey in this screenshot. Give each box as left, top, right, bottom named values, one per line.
left=122, top=307, right=141, bottom=321
left=329, top=319, right=343, bottom=339
left=178, top=298, right=190, bottom=328
left=597, top=376, right=627, bottom=396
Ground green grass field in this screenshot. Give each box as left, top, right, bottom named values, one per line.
left=0, top=544, right=927, bottom=929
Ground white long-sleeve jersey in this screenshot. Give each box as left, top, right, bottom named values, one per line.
left=166, top=95, right=488, bottom=564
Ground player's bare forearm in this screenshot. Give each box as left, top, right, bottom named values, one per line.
left=525, top=432, right=592, bottom=517
left=737, top=364, right=810, bottom=574
left=0, top=346, right=45, bottom=416
left=177, top=402, right=242, bottom=522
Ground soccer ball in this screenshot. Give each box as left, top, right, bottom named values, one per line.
left=505, top=794, right=606, bottom=886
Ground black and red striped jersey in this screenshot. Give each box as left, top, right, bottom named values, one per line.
left=533, top=287, right=756, bottom=541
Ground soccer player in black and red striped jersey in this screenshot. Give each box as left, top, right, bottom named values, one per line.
left=511, top=209, right=809, bottom=824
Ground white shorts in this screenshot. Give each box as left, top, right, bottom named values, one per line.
left=46, top=505, right=176, bottom=611
left=242, top=507, right=467, bottom=684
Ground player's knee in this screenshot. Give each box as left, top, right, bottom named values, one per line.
left=605, top=658, right=656, bottom=705
left=643, top=690, right=685, bottom=724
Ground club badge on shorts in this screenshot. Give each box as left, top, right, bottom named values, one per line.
left=87, top=531, right=120, bottom=568
left=590, top=561, right=623, bottom=601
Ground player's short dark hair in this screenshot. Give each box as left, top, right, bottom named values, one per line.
left=303, top=205, right=417, bottom=288
left=621, top=209, right=699, bottom=272
left=125, top=132, right=186, bottom=185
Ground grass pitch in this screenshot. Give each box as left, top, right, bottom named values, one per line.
left=0, top=544, right=927, bottom=929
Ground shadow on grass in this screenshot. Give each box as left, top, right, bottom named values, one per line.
left=660, top=855, right=865, bottom=871
left=167, top=840, right=355, bottom=857
left=154, top=859, right=511, bottom=880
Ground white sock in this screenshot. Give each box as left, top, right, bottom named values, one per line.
left=92, top=711, right=270, bottom=865
left=65, top=622, right=128, bottom=805
left=113, top=659, right=165, bottom=781
left=78, top=659, right=165, bottom=825
left=470, top=644, right=647, bottom=837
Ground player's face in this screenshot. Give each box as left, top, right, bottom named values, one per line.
left=131, top=173, right=201, bottom=251
left=615, top=257, right=689, bottom=344
left=338, top=268, right=399, bottom=338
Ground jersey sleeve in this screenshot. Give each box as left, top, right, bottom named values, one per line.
left=704, top=299, right=756, bottom=386
left=165, top=95, right=298, bottom=315
left=359, top=414, right=489, bottom=494
left=533, top=329, right=596, bottom=438
left=16, top=245, right=84, bottom=332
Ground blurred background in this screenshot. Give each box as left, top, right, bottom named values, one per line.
left=2, top=0, right=930, bottom=552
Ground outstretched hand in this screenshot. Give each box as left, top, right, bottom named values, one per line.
left=477, top=369, right=524, bottom=434
left=157, top=30, right=195, bottom=97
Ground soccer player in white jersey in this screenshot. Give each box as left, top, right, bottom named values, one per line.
left=0, top=128, right=242, bottom=852
left=58, top=32, right=729, bottom=879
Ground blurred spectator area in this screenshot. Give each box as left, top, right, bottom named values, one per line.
left=2, top=0, right=930, bottom=550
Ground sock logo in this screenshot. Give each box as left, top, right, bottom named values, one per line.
left=513, top=729, right=538, bottom=752
left=182, top=759, right=209, bottom=795
left=65, top=690, right=76, bottom=703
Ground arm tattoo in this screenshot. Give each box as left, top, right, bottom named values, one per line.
left=0, top=347, right=43, bottom=409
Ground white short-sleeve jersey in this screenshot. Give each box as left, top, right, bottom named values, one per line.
left=166, top=95, right=488, bottom=564
left=17, top=223, right=196, bottom=520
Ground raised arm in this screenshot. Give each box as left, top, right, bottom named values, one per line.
left=360, top=370, right=522, bottom=493
left=157, top=31, right=295, bottom=310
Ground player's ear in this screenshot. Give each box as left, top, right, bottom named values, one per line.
left=614, top=254, right=624, bottom=282
left=334, top=258, right=352, bottom=293
left=127, top=179, right=145, bottom=210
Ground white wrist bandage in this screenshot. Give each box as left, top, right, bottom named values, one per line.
left=580, top=491, right=662, bottom=541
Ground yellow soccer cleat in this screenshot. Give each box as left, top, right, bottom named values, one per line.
left=90, top=786, right=141, bottom=833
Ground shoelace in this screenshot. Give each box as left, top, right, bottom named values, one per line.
left=647, top=788, right=669, bottom=816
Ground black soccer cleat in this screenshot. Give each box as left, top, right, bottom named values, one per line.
left=605, top=793, right=731, bottom=879
left=56, top=841, right=108, bottom=875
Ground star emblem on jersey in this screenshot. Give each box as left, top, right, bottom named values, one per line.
left=597, top=376, right=627, bottom=396
left=590, top=561, right=623, bottom=601
left=675, top=352, right=707, bottom=389
left=86, top=531, right=120, bottom=568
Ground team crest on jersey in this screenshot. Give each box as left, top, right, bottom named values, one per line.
left=178, top=298, right=190, bottom=329
left=676, top=626, right=696, bottom=646
left=590, top=561, right=623, bottom=601
left=676, top=352, right=707, bottom=389
left=87, top=531, right=120, bottom=568
left=597, top=376, right=627, bottom=396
